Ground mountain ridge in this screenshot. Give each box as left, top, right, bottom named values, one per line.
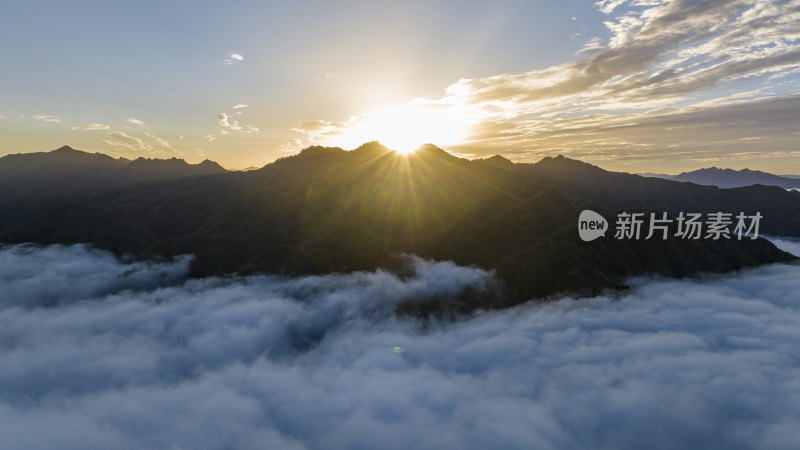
left=0, top=146, right=229, bottom=199
left=0, top=145, right=228, bottom=173
left=1, top=144, right=798, bottom=311
left=637, top=166, right=800, bottom=189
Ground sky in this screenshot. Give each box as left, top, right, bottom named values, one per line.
left=1, top=238, right=800, bottom=449
left=1, top=0, right=799, bottom=172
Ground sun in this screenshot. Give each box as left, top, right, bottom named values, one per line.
left=325, top=102, right=471, bottom=154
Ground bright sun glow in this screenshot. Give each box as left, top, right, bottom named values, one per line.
left=325, top=102, right=472, bottom=154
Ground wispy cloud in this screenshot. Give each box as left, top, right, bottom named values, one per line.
left=224, top=51, right=244, bottom=65
left=104, top=131, right=175, bottom=155
left=107, top=131, right=145, bottom=148
left=126, top=117, right=145, bottom=126
left=217, top=112, right=258, bottom=134
left=232, top=104, right=249, bottom=109
left=314, top=72, right=339, bottom=79
left=84, top=123, right=110, bottom=130
left=144, top=131, right=174, bottom=150
left=30, top=114, right=61, bottom=123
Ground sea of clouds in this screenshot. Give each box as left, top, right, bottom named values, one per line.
left=1, top=240, right=799, bottom=449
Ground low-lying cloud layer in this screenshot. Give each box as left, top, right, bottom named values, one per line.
left=1, top=242, right=799, bottom=449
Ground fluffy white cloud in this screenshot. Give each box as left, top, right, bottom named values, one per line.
left=84, top=123, right=110, bottom=130
left=0, top=240, right=799, bottom=449
left=30, top=114, right=61, bottom=123
left=224, top=51, right=244, bottom=65
left=126, top=117, right=145, bottom=126
left=594, top=0, right=628, bottom=15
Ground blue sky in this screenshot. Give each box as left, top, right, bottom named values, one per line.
left=1, top=0, right=799, bottom=172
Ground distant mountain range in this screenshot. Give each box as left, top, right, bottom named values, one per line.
left=0, top=146, right=227, bottom=201
left=640, top=167, right=800, bottom=189
left=1, top=144, right=798, bottom=311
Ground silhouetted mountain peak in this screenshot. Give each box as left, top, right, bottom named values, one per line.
left=126, top=156, right=228, bottom=175
left=353, top=141, right=392, bottom=155
left=411, top=144, right=463, bottom=164
left=473, top=154, right=514, bottom=169
left=488, top=154, right=513, bottom=164
left=532, top=154, right=607, bottom=175
left=489, top=154, right=514, bottom=165
left=0, top=145, right=125, bottom=171
left=415, top=143, right=446, bottom=155
left=0, top=146, right=228, bottom=198
left=128, top=157, right=189, bottom=167
left=197, top=159, right=226, bottom=170
left=53, top=145, right=80, bottom=154
left=296, top=145, right=347, bottom=157
left=301, top=145, right=340, bottom=153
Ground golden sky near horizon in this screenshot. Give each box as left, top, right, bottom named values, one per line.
left=1, top=0, right=799, bottom=174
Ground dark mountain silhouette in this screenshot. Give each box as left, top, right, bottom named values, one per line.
left=0, top=146, right=228, bottom=199
left=1, top=143, right=798, bottom=312
left=670, top=167, right=800, bottom=189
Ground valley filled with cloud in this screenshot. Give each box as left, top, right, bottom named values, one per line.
left=1, top=240, right=799, bottom=449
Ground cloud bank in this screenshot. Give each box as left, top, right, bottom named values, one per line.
left=1, top=242, right=799, bottom=449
